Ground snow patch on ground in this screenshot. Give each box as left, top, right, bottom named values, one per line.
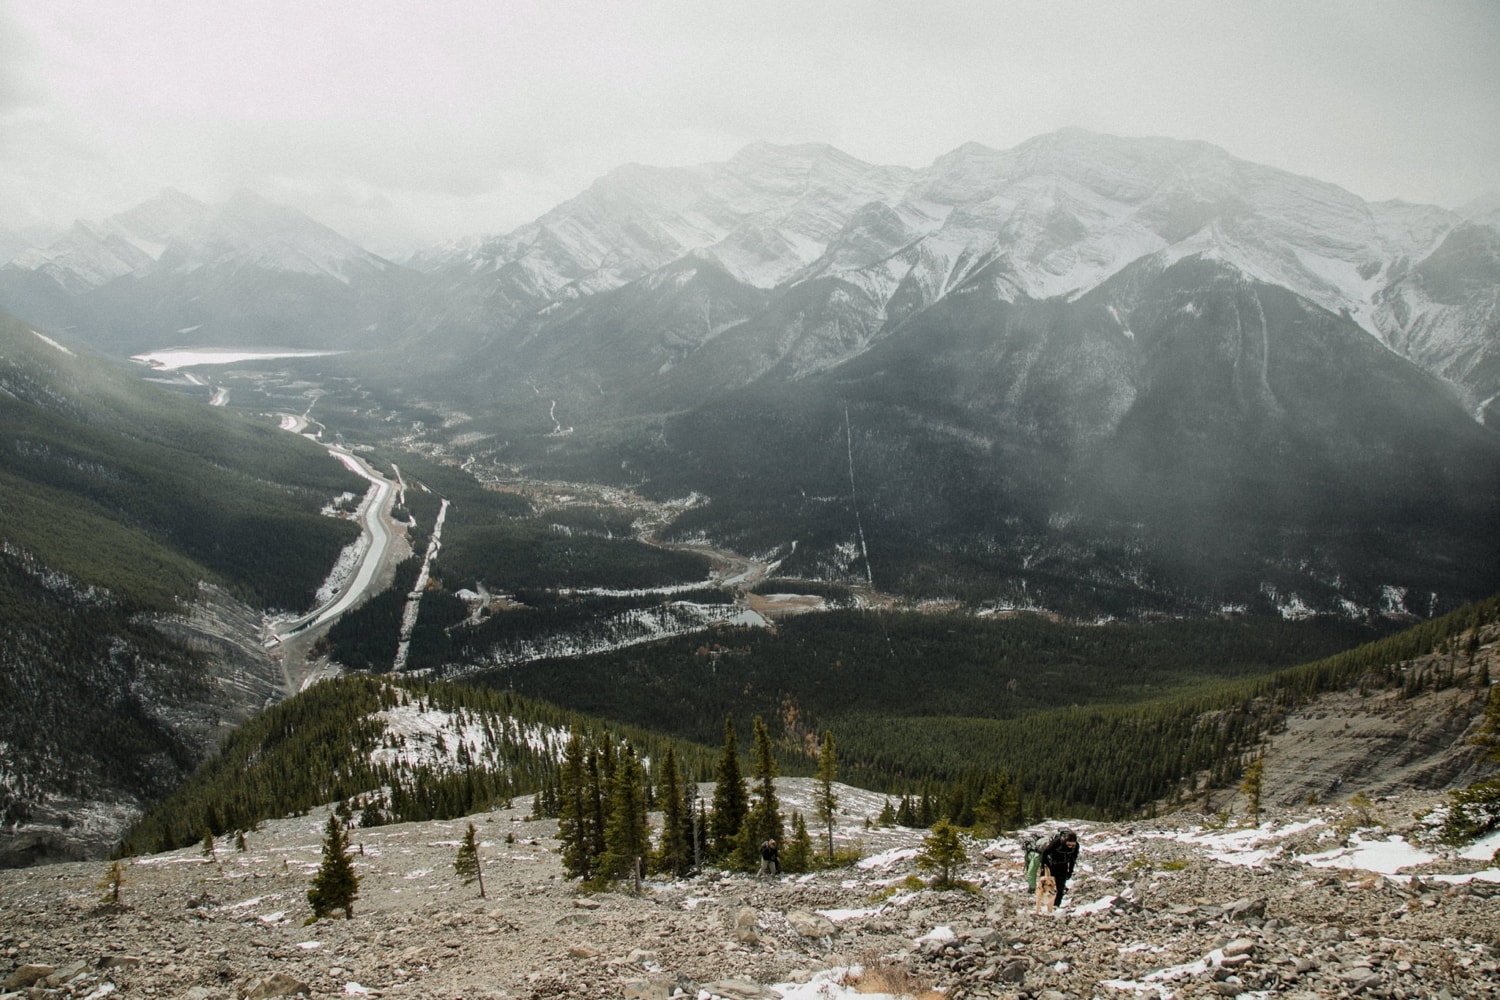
left=368, top=701, right=570, bottom=775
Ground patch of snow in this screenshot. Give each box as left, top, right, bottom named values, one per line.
left=31, top=330, right=73, bottom=355
left=1300, top=832, right=1437, bottom=874
left=1458, top=829, right=1500, bottom=862
left=857, top=846, right=918, bottom=871
left=1071, top=894, right=1117, bottom=915
left=816, top=906, right=882, bottom=922
left=768, top=968, right=867, bottom=1000
left=913, top=925, right=955, bottom=946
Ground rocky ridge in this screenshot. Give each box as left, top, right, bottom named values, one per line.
left=2, top=783, right=1497, bottom=1000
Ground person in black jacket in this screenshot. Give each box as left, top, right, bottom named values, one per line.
left=1039, top=828, right=1080, bottom=908
left=757, top=838, right=779, bottom=877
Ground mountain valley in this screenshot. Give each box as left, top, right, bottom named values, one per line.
left=2, top=129, right=1499, bottom=884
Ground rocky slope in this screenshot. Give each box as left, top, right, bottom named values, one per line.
left=2, top=779, right=1497, bottom=1000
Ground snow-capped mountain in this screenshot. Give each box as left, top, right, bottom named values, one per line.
left=5, top=188, right=391, bottom=290
left=388, top=131, right=1500, bottom=617
left=411, top=142, right=914, bottom=294
left=2, top=131, right=1496, bottom=616
left=0, top=189, right=407, bottom=351
left=411, top=129, right=1495, bottom=417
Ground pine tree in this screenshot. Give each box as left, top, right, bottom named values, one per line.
left=877, top=798, right=896, bottom=828
left=918, top=782, right=938, bottom=827
left=599, top=743, right=650, bottom=889
left=917, top=818, right=968, bottom=889
left=896, top=795, right=916, bottom=827
left=654, top=744, right=689, bottom=877
left=98, top=861, right=126, bottom=908
left=557, top=730, right=594, bottom=881
left=781, top=811, right=814, bottom=873
left=976, top=772, right=1019, bottom=837
left=454, top=822, right=486, bottom=898
left=709, top=715, right=748, bottom=862
left=740, top=716, right=784, bottom=866
left=1239, top=753, right=1265, bottom=825
left=813, top=730, right=839, bottom=864
left=200, top=829, right=216, bottom=861
left=1475, top=684, right=1500, bottom=761
left=587, top=743, right=609, bottom=865
left=308, top=812, right=360, bottom=919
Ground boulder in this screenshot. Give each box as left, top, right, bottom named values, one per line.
left=243, top=972, right=311, bottom=999
left=3, top=965, right=54, bottom=991
left=731, top=906, right=760, bottom=945
left=97, top=955, right=142, bottom=969
left=1225, top=897, right=1267, bottom=921
left=785, top=910, right=836, bottom=939
left=42, top=960, right=88, bottom=987
left=622, top=975, right=677, bottom=1000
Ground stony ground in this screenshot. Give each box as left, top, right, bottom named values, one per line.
left=2, top=783, right=1498, bottom=1000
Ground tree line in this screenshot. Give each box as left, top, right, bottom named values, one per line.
left=548, top=716, right=848, bottom=887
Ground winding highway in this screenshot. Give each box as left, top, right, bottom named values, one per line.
left=272, top=447, right=398, bottom=640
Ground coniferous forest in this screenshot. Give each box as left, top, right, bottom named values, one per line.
left=119, top=593, right=1500, bottom=860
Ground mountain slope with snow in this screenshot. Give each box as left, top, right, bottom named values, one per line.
left=402, top=130, right=1493, bottom=415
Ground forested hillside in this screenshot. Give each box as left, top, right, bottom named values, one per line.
left=0, top=316, right=361, bottom=610
left=0, top=316, right=365, bottom=864
left=469, top=596, right=1499, bottom=819
left=117, top=594, right=1500, bottom=862
left=118, top=676, right=721, bottom=857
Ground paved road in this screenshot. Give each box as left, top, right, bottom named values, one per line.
left=273, top=447, right=397, bottom=641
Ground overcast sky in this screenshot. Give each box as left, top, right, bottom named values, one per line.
left=2, top=0, right=1497, bottom=253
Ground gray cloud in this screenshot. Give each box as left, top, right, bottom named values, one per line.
left=0, top=0, right=1495, bottom=249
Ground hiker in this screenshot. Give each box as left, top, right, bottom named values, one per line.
left=757, top=838, right=779, bottom=876
left=1025, top=828, right=1080, bottom=908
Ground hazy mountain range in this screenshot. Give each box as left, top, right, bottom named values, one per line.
left=3, top=128, right=1499, bottom=618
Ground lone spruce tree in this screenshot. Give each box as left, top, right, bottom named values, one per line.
left=599, top=743, right=650, bottom=889
left=98, top=861, right=126, bottom=908
left=1239, top=753, right=1266, bottom=825
left=454, top=822, right=486, bottom=898
left=917, top=818, right=968, bottom=889
left=308, top=813, right=360, bottom=920
left=709, top=716, right=748, bottom=862
left=740, top=715, right=784, bottom=863
left=813, top=730, right=839, bottom=864
left=557, top=730, right=595, bottom=881
left=655, top=743, right=689, bottom=877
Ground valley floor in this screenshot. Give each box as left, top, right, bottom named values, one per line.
left=2, top=782, right=1498, bottom=1000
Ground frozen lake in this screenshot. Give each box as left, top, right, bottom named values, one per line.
left=132, top=347, right=342, bottom=371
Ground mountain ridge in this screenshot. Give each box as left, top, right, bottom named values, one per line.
left=2, top=130, right=1497, bottom=616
